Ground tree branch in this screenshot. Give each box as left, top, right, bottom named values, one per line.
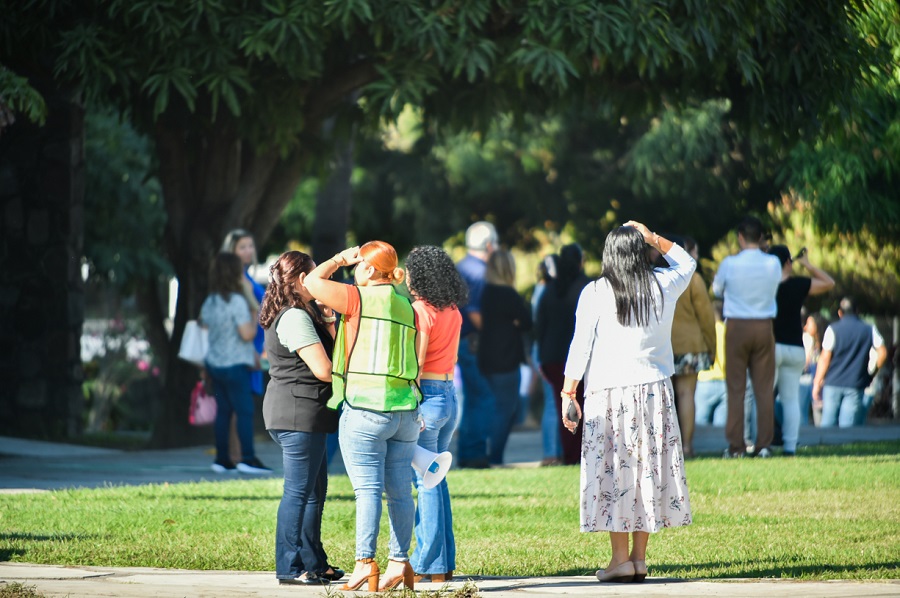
left=304, top=60, right=379, bottom=125
left=223, top=147, right=280, bottom=230
left=249, top=149, right=310, bottom=243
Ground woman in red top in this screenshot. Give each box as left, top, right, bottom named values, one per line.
left=405, top=245, right=468, bottom=583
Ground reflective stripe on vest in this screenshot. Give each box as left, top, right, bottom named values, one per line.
left=329, top=285, right=420, bottom=411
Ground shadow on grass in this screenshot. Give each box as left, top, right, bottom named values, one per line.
left=0, top=548, right=25, bottom=561
left=0, top=533, right=92, bottom=542
left=0, top=533, right=94, bottom=562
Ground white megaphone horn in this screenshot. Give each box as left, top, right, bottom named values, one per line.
left=411, top=445, right=453, bottom=490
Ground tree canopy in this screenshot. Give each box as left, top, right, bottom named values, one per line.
left=4, top=0, right=898, bottom=445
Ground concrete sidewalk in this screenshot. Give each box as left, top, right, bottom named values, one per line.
left=2, top=562, right=898, bottom=598
left=1, top=426, right=898, bottom=597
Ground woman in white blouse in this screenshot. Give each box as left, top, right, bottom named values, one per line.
left=561, top=221, right=695, bottom=584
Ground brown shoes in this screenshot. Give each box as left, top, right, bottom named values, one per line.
left=378, top=560, right=415, bottom=591
left=339, top=558, right=379, bottom=592
left=414, top=570, right=453, bottom=583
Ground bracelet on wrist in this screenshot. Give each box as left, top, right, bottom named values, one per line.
left=331, top=256, right=345, bottom=267
left=560, top=389, right=577, bottom=398
left=322, top=315, right=337, bottom=323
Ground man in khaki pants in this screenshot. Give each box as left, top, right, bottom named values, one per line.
left=712, top=217, right=782, bottom=458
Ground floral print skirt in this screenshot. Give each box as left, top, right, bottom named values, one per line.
left=580, top=378, right=692, bottom=533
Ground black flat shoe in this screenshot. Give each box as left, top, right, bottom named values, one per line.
left=279, top=573, right=329, bottom=585
left=320, top=567, right=345, bottom=582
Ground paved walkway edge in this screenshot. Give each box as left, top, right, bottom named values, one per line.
left=2, top=563, right=898, bottom=598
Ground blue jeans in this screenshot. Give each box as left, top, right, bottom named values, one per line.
left=798, top=380, right=813, bottom=425
left=695, top=379, right=727, bottom=426
left=340, top=403, right=420, bottom=560
left=268, top=430, right=329, bottom=579
left=411, top=380, right=458, bottom=575
left=821, top=386, right=863, bottom=427
left=206, top=364, right=255, bottom=463
left=534, top=345, right=561, bottom=460
left=485, top=370, right=522, bottom=465
left=326, top=403, right=343, bottom=465
left=456, top=339, right=495, bottom=463
left=541, top=375, right=562, bottom=459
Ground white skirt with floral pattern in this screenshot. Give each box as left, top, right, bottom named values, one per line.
left=580, top=378, right=692, bottom=533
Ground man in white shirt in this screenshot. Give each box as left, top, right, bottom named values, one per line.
left=712, top=216, right=782, bottom=458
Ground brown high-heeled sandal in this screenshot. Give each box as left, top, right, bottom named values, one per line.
left=339, top=558, right=379, bottom=592
left=378, top=560, right=415, bottom=591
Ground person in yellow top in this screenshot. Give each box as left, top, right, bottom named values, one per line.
left=695, top=300, right=727, bottom=426
left=668, top=236, right=716, bottom=458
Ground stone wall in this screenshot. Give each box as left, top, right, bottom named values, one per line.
left=0, top=85, right=85, bottom=439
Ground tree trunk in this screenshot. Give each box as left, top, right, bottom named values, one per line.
left=147, top=122, right=315, bottom=448
left=312, top=137, right=355, bottom=262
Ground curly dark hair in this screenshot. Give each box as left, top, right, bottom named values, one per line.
left=406, top=245, right=468, bottom=310
left=259, top=251, right=322, bottom=329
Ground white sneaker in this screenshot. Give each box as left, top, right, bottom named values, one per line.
left=755, top=448, right=772, bottom=458
left=236, top=458, right=272, bottom=474
left=211, top=460, right=237, bottom=473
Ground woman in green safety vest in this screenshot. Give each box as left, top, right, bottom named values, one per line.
left=305, top=240, right=421, bottom=592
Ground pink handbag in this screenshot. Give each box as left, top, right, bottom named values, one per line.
left=189, top=380, right=217, bottom=426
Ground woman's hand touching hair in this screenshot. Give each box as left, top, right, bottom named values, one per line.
left=624, top=220, right=673, bottom=254
left=331, top=246, right=363, bottom=268
left=624, top=221, right=656, bottom=246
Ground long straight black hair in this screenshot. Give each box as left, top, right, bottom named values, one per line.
left=600, top=226, right=663, bottom=327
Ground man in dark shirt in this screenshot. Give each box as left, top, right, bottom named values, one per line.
left=814, top=297, right=887, bottom=427
left=455, top=221, right=498, bottom=468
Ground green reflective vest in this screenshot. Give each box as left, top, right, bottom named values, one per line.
left=329, top=285, right=420, bottom=411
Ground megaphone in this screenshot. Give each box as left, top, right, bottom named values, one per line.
left=411, top=445, right=453, bottom=489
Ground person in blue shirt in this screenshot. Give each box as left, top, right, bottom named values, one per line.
left=711, top=217, right=782, bottom=458
left=455, top=221, right=498, bottom=469
left=222, top=229, right=266, bottom=390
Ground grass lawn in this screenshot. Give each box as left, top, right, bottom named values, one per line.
left=1, top=441, right=898, bottom=581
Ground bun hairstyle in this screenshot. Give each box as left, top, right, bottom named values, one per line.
left=360, top=240, right=405, bottom=284
left=259, top=251, right=319, bottom=329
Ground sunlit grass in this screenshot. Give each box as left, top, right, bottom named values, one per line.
left=1, top=441, right=897, bottom=580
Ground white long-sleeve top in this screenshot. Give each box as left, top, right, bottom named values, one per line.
left=564, top=243, right=696, bottom=391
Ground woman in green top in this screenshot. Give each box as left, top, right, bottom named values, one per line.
left=305, top=240, right=421, bottom=592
